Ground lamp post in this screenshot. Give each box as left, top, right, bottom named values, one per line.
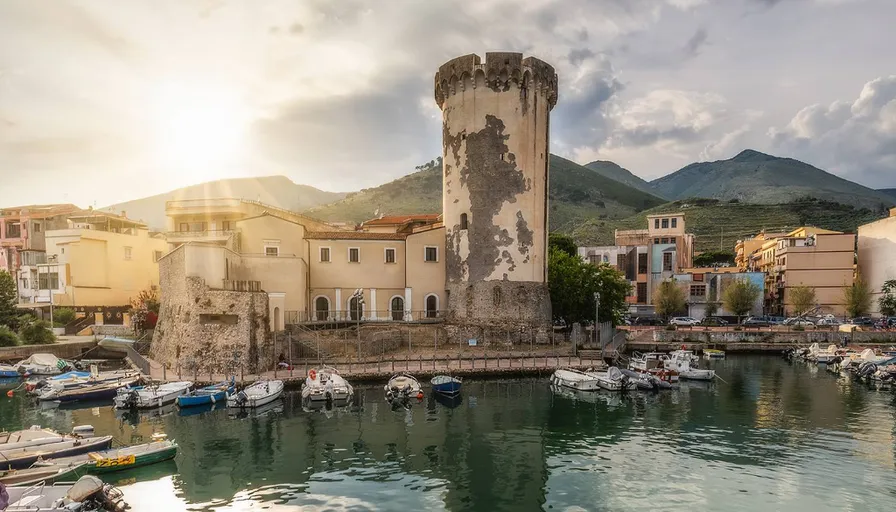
left=351, top=289, right=365, bottom=360
left=594, top=292, right=601, bottom=357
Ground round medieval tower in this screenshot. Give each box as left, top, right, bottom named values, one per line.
left=434, top=52, right=558, bottom=327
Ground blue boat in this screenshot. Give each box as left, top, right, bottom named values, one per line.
left=0, top=364, right=20, bottom=378
left=430, top=375, right=462, bottom=396
left=177, top=379, right=234, bottom=408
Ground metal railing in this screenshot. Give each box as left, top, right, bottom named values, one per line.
left=165, top=229, right=235, bottom=238
left=285, top=310, right=446, bottom=324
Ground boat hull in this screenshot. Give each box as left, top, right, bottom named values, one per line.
left=89, top=445, right=178, bottom=474
left=431, top=379, right=462, bottom=396
left=1, top=436, right=114, bottom=470
left=177, top=389, right=228, bottom=408
left=679, top=370, right=715, bottom=381
left=227, top=381, right=284, bottom=408
left=550, top=370, right=602, bottom=391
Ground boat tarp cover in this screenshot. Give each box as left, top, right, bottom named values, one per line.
left=65, top=475, right=104, bottom=502
left=18, top=354, right=61, bottom=366
left=431, top=375, right=456, bottom=385
left=607, top=367, right=623, bottom=381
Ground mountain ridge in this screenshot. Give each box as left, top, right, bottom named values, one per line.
left=583, top=160, right=663, bottom=198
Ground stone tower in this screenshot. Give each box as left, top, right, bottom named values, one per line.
left=434, top=52, right=558, bottom=328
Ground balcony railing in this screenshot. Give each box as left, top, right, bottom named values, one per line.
left=285, top=310, right=445, bottom=324
left=165, top=230, right=235, bottom=239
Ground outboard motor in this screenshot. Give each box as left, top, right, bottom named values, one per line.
left=123, top=389, right=139, bottom=409
left=235, top=391, right=249, bottom=407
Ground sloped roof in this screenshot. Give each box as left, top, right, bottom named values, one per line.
left=304, top=231, right=407, bottom=240
left=361, top=214, right=441, bottom=226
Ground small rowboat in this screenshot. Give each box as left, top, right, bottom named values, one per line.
left=0, top=363, right=20, bottom=378
left=177, top=380, right=234, bottom=408
left=0, top=435, right=114, bottom=470
left=385, top=374, right=423, bottom=402
left=114, top=381, right=193, bottom=409
left=703, top=349, right=726, bottom=360
left=430, top=375, right=462, bottom=396
left=0, top=462, right=86, bottom=486
left=227, top=380, right=284, bottom=408
left=39, top=439, right=178, bottom=475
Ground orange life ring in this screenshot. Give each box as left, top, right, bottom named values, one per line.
left=309, top=369, right=317, bottom=381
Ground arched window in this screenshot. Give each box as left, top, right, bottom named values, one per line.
left=425, top=294, right=439, bottom=318
left=314, top=296, right=330, bottom=321
left=273, top=307, right=281, bottom=331
left=391, top=296, right=405, bottom=321
left=460, top=213, right=468, bottom=230
left=493, top=287, right=503, bottom=307
left=603, top=254, right=609, bottom=263
left=349, top=297, right=363, bottom=321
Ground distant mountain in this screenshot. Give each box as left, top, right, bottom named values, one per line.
left=880, top=188, right=896, bottom=202
left=584, top=160, right=664, bottom=198
left=305, top=155, right=666, bottom=230
left=102, top=176, right=345, bottom=230
left=650, top=150, right=895, bottom=209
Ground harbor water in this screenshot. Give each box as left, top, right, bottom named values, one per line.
left=2, top=355, right=895, bottom=511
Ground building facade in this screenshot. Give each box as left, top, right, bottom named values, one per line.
left=0, top=204, right=79, bottom=274
left=857, top=208, right=896, bottom=314
left=435, top=52, right=558, bottom=328
left=674, top=269, right=765, bottom=320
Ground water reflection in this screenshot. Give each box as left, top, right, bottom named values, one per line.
left=1, top=356, right=896, bottom=511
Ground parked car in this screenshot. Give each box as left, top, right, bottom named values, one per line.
left=788, top=319, right=816, bottom=329
left=669, top=317, right=700, bottom=326
left=768, top=316, right=787, bottom=325
left=700, top=317, right=729, bottom=326
left=632, top=317, right=665, bottom=326
left=742, top=316, right=771, bottom=327
left=849, top=317, right=876, bottom=327
left=816, top=317, right=840, bottom=327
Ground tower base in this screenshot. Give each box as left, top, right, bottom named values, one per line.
left=445, top=280, right=552, bottom=328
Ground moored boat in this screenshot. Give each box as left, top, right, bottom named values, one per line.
left=0, top=363, right=19, bottom=378
left=619, top=368, right=673, bottom=390
left=384, top=373, right=423, bottom=401
left=550, top=368, right=602, bottom=391
left=0, top=462, right=86, bottom=487
left=113, top=381, right=193, bottom=409
left=15, top=354, right=71, bottom=376
left=38, top=378, right=141, bottom=403
left=667, top=352, right=716, bottom=380
left=590, top=366, right=638, bottom=391
left=3, top=474, right=129, bottom=511
left=629, top=352, right=680, bottom=382
left=0, top=436, right=114, bottom=470
left=177, top=380, right=234, bottom=408
left=302, top=367, right=354, bottom=402
left=227, top=380, right=284, bottom=408
left=38, top=439, right=178, bottom=475
left=703, top=349, right=726, bottom=360
left=430, top=375, right=463, bottom=396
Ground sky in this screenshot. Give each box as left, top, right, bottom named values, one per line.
left=0, top=0, right=894, bottom=208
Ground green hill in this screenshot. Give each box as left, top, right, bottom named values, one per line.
left=305, top=154, right=667, bottom=229
left=570, top=197, right=888, bottom=253
left=584, top=160, right=663, bottom=198
left=650, top=149, right=895, bottom=210
left=880, top=189, right=896, bottom=201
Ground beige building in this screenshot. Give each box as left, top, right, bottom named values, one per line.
left=735, top=231, right=787, bottom=271
left=857, top=208, right=896, bottom=314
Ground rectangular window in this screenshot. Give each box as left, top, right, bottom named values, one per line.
left=385, top=248, right=396, bottom=263
left=319, top=247, right=331, bottom=262
left=637, top=282, right=647, bottom=303
left=670, top=237, right=676, bottom=244
left=661, top=238, right=669, bottom=244
left=654, top=238, right=660, bottom=244
left=33, top=223, right=40, bottom=233
left=265, top=246, right=279, bottom=257
left=221, top=221, right=231, bottom=231
left=39, top=272, right=59, bottom=290
left=190, top=222, right=207, bottom=232
left=5, top=223, right=21, bottom=238
left=654, top=219, right=660, bottom=229
left=617, top=254, right=625, bottom=269
left=638, top=253, right=648, bottom=274
left=179, top=223, right=189, bottom=232
left=663, top=252, right=673, bottom=272
left=153, top=250, right=163, bottom=262
left=124, top=246, right=132, bottom=260
left=690, top=285, right=706, bottom=297
left=693, top=273, right=704, bottom=282
left=424, top=246, right=438, bottom=262
left=661, top=218, right=669, bottom=229
left=588, top=255, right=600, bottom=265
left=671, top=218, right=678, bottom=228
left=348, top=247, right=360, bottom=263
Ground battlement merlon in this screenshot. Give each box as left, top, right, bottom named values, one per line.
left=434, top=52, right=559, bottom=110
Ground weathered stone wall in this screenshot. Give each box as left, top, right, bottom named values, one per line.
left=151, top=247, right=272, bottom=374
left=435, top=52, right=558, bottom=328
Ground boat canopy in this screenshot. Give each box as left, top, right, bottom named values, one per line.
left=18, top=354, right=61, bottom=366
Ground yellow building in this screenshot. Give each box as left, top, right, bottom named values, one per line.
left=39, top=211, right=168, bottom=309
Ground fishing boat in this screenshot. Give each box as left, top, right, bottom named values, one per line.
left=666, top=352, right=716, bottom=380
left=37, top=439, right=178, bottom=475
left=629, top=352, right=680, bottom=382
left=113, top=381, right=193, bottom=409
left=38, top=378, right=140, bottom=403
left=177, top=379, right=234, bottom=408
left=669, top=349, right=700, bottom=365
left=0, top=426, right=95, bottom=452
left=14, top=354, right=71, bottom=376
left=703, top=349, right=726, bottom=360
left=302, top=367, right=354, bottom=402
left=3, top=475, right=129, bottom=511
left=0, top=462, right=86, bottom=487
left=0, top=363, right=19, bottom=378
left=384, top=373, right=424, bottom=401
left=430, top=375, right=463, bottom=396
left=28, top=369, right=141, bottom=395
left=619, top=368, right=673, bottom=390
left=586, top=367, right=638, bottom=391
left=0, top=436, right=114, bottom=470
left=226, top=380, right=284, bottom=408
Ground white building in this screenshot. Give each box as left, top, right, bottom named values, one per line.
left=857, top=208, right=896, bottom=314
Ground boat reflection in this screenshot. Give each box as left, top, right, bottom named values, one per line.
left=549, top=384, right=624, bottom=408
left=432, top=392, right=463, bottom=409
left=228, top=399, right=284, bottom=419
left=115, top=403, right=178, bottom=425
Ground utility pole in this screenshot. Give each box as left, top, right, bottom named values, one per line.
left=594, top=292, right=601, bottom=356
left=352, top=289, right=365, bottom=360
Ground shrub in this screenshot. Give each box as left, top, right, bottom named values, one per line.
left=0, top=326, right=19, bottom=347
left=20, top=320, right=56, bottom=345
left=54, top=307, right=76, bottom=325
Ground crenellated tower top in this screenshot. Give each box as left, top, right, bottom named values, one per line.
left=434, top=52, right=558, bottom=110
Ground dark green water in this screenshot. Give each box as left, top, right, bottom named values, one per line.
left=2, top=356, right=896, bottom=511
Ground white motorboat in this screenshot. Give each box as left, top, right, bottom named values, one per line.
left=629, top=352, right=680, bottom=382
left=810, top=344, right=842, bottom=364
left=1, top=363, right=19, bottom=378
left=666, top=352, right=716, bottom=381
left=227, top=380, right=284, bottom=408
left=550, top=368, right=602, bottom=391
left=384, top=373, right=423, bottom=401
left=3, top=475, right=128, bottom=511
left=585, top=366, right=638, bottom=391
left=669, top=350, right=700, bottom=365
left=302, top=366, right=354, bottom=402
left=113, top=381, right=193, bottom=409
left=15, top=354, right=70, bottom=376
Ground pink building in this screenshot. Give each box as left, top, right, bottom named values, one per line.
left=0, top=204, right=79, bottom=274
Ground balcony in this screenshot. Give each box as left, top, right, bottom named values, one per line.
left=165, top=230, right=236, bottom=244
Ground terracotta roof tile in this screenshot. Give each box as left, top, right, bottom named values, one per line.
left=361, top=214, right=441, bottom=226
left=304, top=231, right=407, bottom=240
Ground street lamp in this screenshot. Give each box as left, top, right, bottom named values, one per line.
left=594, top=292, right=601, bottom=356
left=351, top=289, right=365, bottom=360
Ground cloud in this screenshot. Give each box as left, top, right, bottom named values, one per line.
left=769, top=75, right=896, bottom=188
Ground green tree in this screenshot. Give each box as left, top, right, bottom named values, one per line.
left=53, top=307, right=76, bottom=326
left=20, top=319, right=55, bottom=345
left=548, top=233, right=577, bottom=258
left=878, top=280, right=896, bottom=317
left=653, top=279, right=686, bottom=320
left=789, top=285, right=817, bottom=316
left=0, top=270, right=19, bottom=330
left=843, top=277, right=872, bottom=318
left=723, top=278, right=761, bottom=322
left=705, top=286, right=719, bottom=318
left=693, top=250, right=736, bottom=267
left=548, top=247, right=630, bottom=326
left=0, top=325, right=18, bottom=347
